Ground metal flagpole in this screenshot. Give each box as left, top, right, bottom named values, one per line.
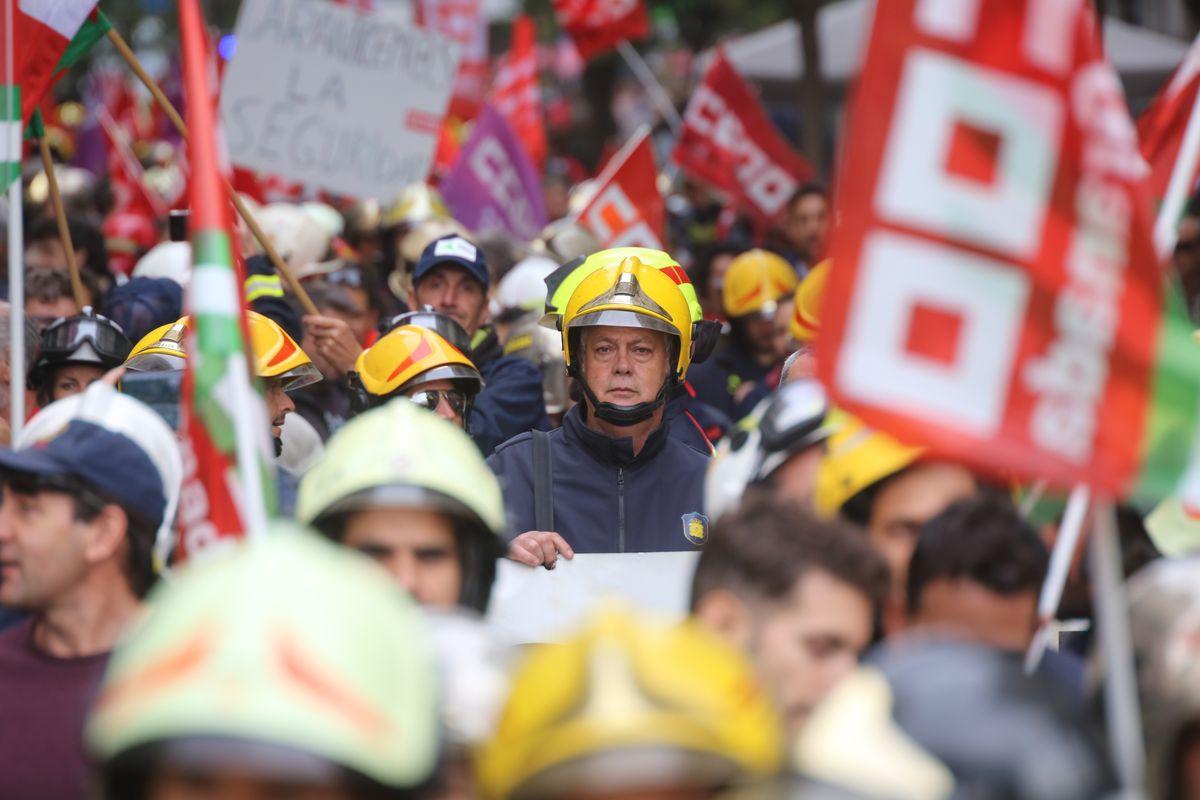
left=6, top=0, right=24, bottom=441
left=617, top=40, right=684, bottom=135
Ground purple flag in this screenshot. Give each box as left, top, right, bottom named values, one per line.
left=441, top=105, right=547, bottom=241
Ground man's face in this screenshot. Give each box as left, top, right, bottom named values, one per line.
left=748, top=569, right=873, bottom=738
left=24, top=238, right=73, bottom=272
left=262, top=378, right=294, bottom=442
left=27, top=296, right=79, bottom=322
left=867, top=462, right=977, bottom=603
left=0, top=484, right=89, bottom=608
left=340, top=507, right=461, bottom=609
left=735, top=314, right=778, bottom=358
left=332, top=288, right=377, bottom=345
left=51, top=363, right=105, bottom=402
left=404, top=377, right=467, bottom=428
left=910, top=579, right=1038, bottom=652
left=410, top=264, right=488, bottom=337
left=147, top=768, right=355, bottom=800
left=784, top=194, right=829, bottom=263
left=579, top=326, right=671, bottom=408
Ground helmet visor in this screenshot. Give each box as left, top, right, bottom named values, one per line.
left=398, top=364, right=483, bottom=396
left=40, top=315, right=131, bottom=364
left=277, top=362, right=323, bottom=392
left=569, top=309, right=679, bottom=338
left=124, top=351, right=185, bottom=373
left=380, top=309, right=473, bottom=354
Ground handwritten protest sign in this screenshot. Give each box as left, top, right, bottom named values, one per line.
left=220, top=0, right=459, bottom=199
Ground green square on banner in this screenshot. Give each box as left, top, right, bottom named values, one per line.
left=0, top=85, right=22, bottom=191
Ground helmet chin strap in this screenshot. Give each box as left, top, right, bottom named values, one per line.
left=578, top=375, right=674, bottom=427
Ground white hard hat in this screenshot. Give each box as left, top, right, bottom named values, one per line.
left=18, top=381, right=183, bottom=568
left=132, top=241, right=192, bottom=288
left=493, top=256, right=558, bottom=315
left=302, top=202, right=345, bottom=239
left=258, top=202, right=332, bottom=272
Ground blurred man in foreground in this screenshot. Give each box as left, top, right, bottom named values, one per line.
left=691, top=498, right=889, bottom=740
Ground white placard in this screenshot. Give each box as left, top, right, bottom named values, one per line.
left=486, top=552, right=701, bottom=645
left=220, top=0, right=460, bottom=200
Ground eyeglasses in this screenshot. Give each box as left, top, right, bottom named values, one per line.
left=407, top=388, right=468, bottom=417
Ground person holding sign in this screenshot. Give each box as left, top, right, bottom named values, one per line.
left=488, top=250, right=709, bottom=564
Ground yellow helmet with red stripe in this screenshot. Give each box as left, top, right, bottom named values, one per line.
left=124, top=311, right=321, bottom=391
left=353, top=324, right=482, bottom=401
left=723, top=249, right=798, bottom=319
left=791, top=259, right=830, bottom=343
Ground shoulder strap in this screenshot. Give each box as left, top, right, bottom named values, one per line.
left=532, top=429, right=555, bottom=532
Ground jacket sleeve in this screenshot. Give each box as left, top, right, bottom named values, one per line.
left=487, top=439, right=536, bottom=539
left=470, top=357, right=549, bottom=457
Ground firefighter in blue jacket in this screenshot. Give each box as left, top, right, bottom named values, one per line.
left=408, top=234, right=549, bottom=455
left=488, top=250, right=709, bottom=563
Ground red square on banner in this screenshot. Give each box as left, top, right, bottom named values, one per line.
left=945, top=121, right=1003, bottom=186
left=905, top=303, right=963, bottom=367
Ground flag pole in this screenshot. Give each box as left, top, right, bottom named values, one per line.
left=1090, top=499, right=1146, bottom=795
left=617, top=40, right=684, bottom=135
left=105, top=27, right=319, bottom=316
left=36, top=139, right=87, bottom=308
left=1152, top=31, right=1200, bottom=259
left=1024, top=484, right=1090, bottom=674
left=6, top=0, right=23, bottom=441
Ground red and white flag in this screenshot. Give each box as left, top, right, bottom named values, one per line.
left=671, top=51, right=814, bottom=226
left=578, top=129, right=664, bottom=248
left=1137, top=33, right=1200, bottom=208
left=13, top=0, right=99, bottom=123
left=490, top=15, right=546, bottom=168
left=418, top=0, right=489, bottom=122
left=552, top=0, right=648, bottom=60
left=816, top=0, right=1166, bottom=495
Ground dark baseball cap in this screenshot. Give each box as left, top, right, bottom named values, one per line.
left=0, top=419, right=167, bottom=528
left=412, top=235, right=489, bottom=289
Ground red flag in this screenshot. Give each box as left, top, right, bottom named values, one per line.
left=418, top=0, right=489, bottom=122
left=552, top=0, right=648, bottom=60
left=671, top=51, right=814, bottom=226
left=578, top=129, right=664, bottom=248
left=815, top=0, right=1162, bottom=495
left=1137, top=35, right=1200, bottom=208
left=491, top=15, right=546, bottom=167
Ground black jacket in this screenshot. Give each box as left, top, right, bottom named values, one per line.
left=487, top=405, right=710, bottom=553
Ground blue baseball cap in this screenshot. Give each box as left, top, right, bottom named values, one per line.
left=413, top=235, right=490, bottom=289
left=0, top=419, right=167, bottom=528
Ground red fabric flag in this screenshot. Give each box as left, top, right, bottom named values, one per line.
left=490, top=15, right=546, bottom=168
left=815, top=0, right=1164, bottom=495
left=12, top=2, right=100, bottom=125
left=671, top=51, right=814, bottom=226
left=578, top=129, right=664, bottom=248
left=552, top=0, right=648, bottom=60
left=1137, top=35, right=1200, bottom=208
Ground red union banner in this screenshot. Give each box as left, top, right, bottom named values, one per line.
left=552, top=0, right=648, bottom=60
left=816, top=0, right=1163, bottom=494
left=672, top=51, right=814, bottom=226
left=579, top=130, right=664, bottom=248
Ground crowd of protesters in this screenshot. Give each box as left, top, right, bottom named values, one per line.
left=3, top=33, right=1200, bottom=800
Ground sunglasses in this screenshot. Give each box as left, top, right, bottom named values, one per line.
left=407, top=388, right=468, bottom=417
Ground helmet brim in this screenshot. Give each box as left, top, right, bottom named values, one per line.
left=568, top=309, right=680, bottom=338
left=398, top=364, right=483, bottom=395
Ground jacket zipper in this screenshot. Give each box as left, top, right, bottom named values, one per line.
left=617, top=466, right=626, bottom=553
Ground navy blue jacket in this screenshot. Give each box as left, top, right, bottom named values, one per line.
left=469, top=328, right=550, bottom=456
left=487, top=405, right=710, bottom=553
left=687, top=341, right=771, bottom=423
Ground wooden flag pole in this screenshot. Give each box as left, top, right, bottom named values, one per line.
left=37, top=139, right=87, bottom=309
left=105, top=27, right=319, bottom=316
